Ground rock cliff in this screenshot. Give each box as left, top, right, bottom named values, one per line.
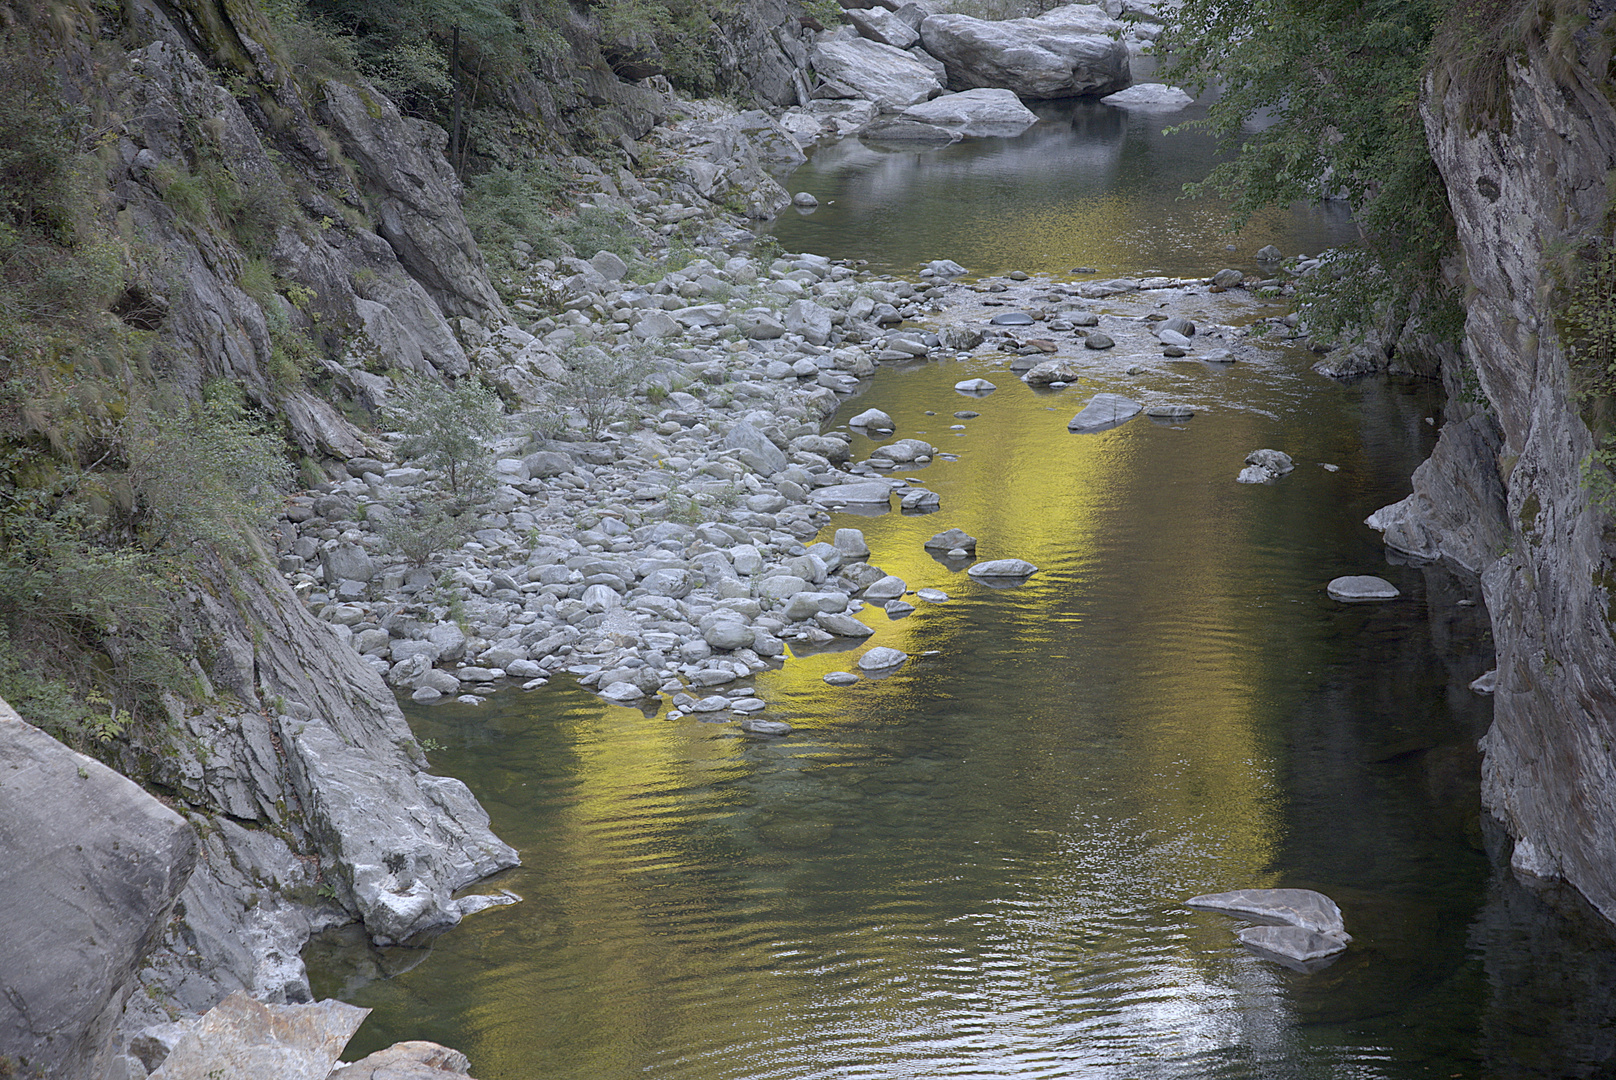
left=1383, top=14, right=1616, bottom=921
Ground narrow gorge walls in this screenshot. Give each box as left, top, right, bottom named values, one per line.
left=1419, top=16, right=1616, bottom=920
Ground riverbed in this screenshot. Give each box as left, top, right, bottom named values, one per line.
left=309, top=98, right=1616, bottom=1080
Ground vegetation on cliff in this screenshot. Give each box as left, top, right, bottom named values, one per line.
left=1159, top=0, right=1462, bottom=344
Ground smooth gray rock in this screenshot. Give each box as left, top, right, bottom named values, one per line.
left=919, top=5, right=1132, bottom=99
left=857, top=646, right=909, bottom=671
left=1083, top=332, right=1116, bottom=349
left=1237, top=925, right=1350, bottom=966
left=816, top=611, right=876, bottom=637
left=967, top=558, right=1038, bottom=579
left=1185, top=888, right=1349, bottom=937
left=847, top=6, right=922, bottom=48
left=810, top=482, right=894, bottom=507
left=321, top=543, right=375, bottom=584
left=0, top=702, right=198, bottom=1080
left=810, top=38, right=944, bottom=109
left=850, top=407, right=895, bottom=429
left=1068, top=393, right=1143, bottom=432
left=823, top=671, right=860, bottom=686
left=1326, top=575, right=1401, bottom=601
left=901, top=488, right=941, bottom=511
left=924, top=528, right=977, bottom=551
left=863, top=575, right=908, bottom=600
left=722, top=421, right=788, bottom=475
left=148, top=992, right=367, bottom=1080
left=869, top=438, right=935, bottom=464
left=1100, top=82, right=1193, bottom=110
left=989, top=311, right=1036, bottom=325
left=955, top=378, right=996, bottom=393
left=899, top=88, right=1040, bottom=136
left=703, top=621, right=755, bottom=650
left=834, top=527, right=871, bottom=558
left=741, top=718, right=794, bottom=736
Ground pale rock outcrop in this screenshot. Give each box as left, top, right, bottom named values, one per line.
left=919, top=5, right=1132, bottom=99
left=810, top=37, right=944, bottom=110
left=899, top=88, right=1040, bottom=137
left=0, top=700, right=198, bottom=1080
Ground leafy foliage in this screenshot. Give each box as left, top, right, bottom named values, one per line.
left=376, top=490, right=474, bottom=565
left=535, top=343, right=652, bottom=439
left=1158, top=0, right=1462, bottom=341
left=385, top=376, right=504, bottom=494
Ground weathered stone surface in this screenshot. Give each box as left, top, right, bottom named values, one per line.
left=919, top=5, right=1131, bottom=99
left=899, top=88, right=1040, bottom=137
left=1326, top=575, right=1400, bottom=602
left=0, top=700, right=198, bottom=1080
left=1185, top=888, right=1350, bottom=940
left=857, top=646, right=909, bottom=670
left=1099, top=83, right=1193, bottom=110
left=331, top=1040, right=476, bottom=1080
left=722, top=421, right=788, bottom=475
left=279, top=714, right=519, bottom=944
left=846, top=6, right=921, bottom=49
left=810, top=482, right=893, bottom=506
left=320, top=83, right=507, bottom=325
left=1068, top=393, right=1142, bottom=432
left=816, top=611, right=876, bottom=637
left=1366, top=411, right=1509, bottom=574
left=925, top=528, right=977, bottom=552
left=149, top=992, right=367, bottom=1080
left=810, top=38, right=943, bottom=109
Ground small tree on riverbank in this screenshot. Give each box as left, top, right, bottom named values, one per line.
left=384, top=376, right=503, bottom=496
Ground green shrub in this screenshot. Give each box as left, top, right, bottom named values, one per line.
left=123, top=398, right=294, bottom=557
left=376, top=489, right=473, bottom=565
left=541, top=343, right=652, bottom=439
left=384, top=376, right=504, bottom=494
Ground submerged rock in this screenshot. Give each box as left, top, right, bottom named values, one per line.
left=1068, top=393, right=1142, bottom=432
left=967, top=558, right=1038, bottom=579
left=1100, top=83, right=1193, bottom=111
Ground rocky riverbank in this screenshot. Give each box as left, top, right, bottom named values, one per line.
left=270, top=94, right=1315, bottom=734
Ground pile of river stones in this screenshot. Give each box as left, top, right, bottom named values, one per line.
left=269, top=100, right=1335, bottom=736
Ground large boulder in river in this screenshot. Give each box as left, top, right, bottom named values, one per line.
left=919, top=5, right=1132, bottom=99
left=811, top=38, right=944, bottom=109
left=0, top=699, right=198, bottom=1080
left=899, top=88, right=1040, bottom=137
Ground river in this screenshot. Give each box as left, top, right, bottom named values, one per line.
left=309, top=97, right=1616, bottom=1079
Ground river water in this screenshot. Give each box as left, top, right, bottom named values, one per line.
left=310, top=99, right=1616, bottom=1078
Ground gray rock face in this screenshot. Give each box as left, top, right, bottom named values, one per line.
left=280, top=716, right=519, bottom=945
left=320, top=83, right=507, bottom=325
left=0, top=701, right=198, bottom=1080
left=1240, top=449, right=1295, bottom=483
left=847, top=6, right=922, bottom=49
left=1365, top=411, right=1508, bottom=573
left=1326, top=575, right=1400, bottom=602
left=899, top=88, right=1040, bottom=136
left=919, top=5, right=1132, bottom=99
left=147, top=992, right=367, bottom=1080
left=810, top=38, right=944, bottom=109
left=1068, top=393, right=1143, bottom=432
